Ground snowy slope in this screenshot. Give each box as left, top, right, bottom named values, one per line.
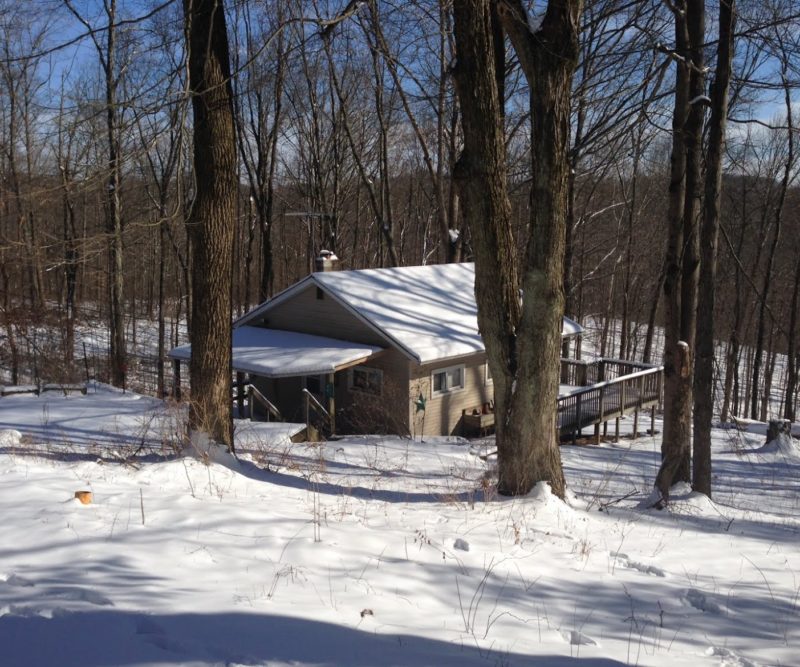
left=0, top=387, right=798, bottom=667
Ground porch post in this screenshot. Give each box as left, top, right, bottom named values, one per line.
left=327, top=372, right=336, bottom=435
left=172, top=359, right=182, bottom=401
left=236, top=372, right=245, bottom=418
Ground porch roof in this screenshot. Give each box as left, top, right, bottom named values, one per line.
left=169, top=326, right=383, bottom=378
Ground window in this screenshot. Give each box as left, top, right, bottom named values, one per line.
left=431, top=364, right=465, bottom=396
left=348, top=366, right=382, bottom=396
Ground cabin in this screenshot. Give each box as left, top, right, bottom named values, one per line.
left=170, top=258, right=586, bottom=438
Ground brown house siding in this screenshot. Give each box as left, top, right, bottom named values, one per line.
left=409, top=353, right=494, bottom=436
left=335, top=349, right=411, bottom=434
left=255, top=285, right=388, bottom=347
left=250, top=349, right=411, bottom=434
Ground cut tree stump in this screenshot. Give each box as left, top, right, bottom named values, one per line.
left=766, top=419, right=792, bottom=444
left=74, top=491, right=93, bottom=504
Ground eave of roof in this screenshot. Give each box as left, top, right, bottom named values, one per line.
left=234, top=263, right=584, bottom=366
left=169, top=326, right=384, bottom=378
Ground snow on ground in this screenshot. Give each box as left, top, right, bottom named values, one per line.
left=0, top=386, right=798, bottom=667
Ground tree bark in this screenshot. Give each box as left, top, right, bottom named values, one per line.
left=184, top=0, right=237, bottom=450
left=751, top=63, right=794, bottom=420
left=105, top=0, right=127, bottom=389
left=656, top=341, right=692, bottom=500
left=452, top=0, right=581, bottom=498
left=693, top=0, right=734, bottom=498
left=783, top=256, right=800, bottom=421
left=451, top=0, right=522, bottom=483
left=500, top=0, right=581, bottom=498
left=657, top=0, right=703, bottom=500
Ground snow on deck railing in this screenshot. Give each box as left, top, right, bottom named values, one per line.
left=557, top=362, right=663, bottom=437
left=560, top=357, right=661, bottom=386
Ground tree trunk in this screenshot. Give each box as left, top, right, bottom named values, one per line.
left=184, top=0, right=237, bottom=451
left=503, top=0, right=579, bottom=498
left=761, top=336, right=776, bottom=422
left=657, top=0, right=703, bottom=500
left=642, top=267, right=664, bottom=365
left=655, top=341, right=692, bottom=501
left=721, top=205, right=749, bottom=422
left=693, top=0, right=734, bottom=498
left=452, top=0, right=581, bottom=498
left=157, top=215, right=167, bottom=398
left=783, top=256, right=800, bottom=421
left=99, top=0, right=127, bottom=388
left=750, top=66, right=794, bottom=420
left=452, top=0, right=520, bottom=490
left=600, top=266, right=617, bottom=359
left=260, top=53, right=283, bottom=301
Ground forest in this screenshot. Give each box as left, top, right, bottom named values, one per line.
left=1, top=0, right=799, bottom=432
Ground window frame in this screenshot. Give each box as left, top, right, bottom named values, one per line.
left=430, top=364, right=466, bottom=397
left=348, top=365, right=383, bottom=396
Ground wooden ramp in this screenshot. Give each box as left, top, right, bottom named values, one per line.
left=557, top=359, right=663, bottom=441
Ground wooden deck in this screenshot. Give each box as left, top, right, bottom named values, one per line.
left=238, top=357, right=663, bottom=443
left=462, top=358, right=663, bottom=441
left=557, top=358, right=663, bottom=440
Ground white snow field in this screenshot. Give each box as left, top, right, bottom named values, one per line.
left=0, top=385, right=798, bottom=667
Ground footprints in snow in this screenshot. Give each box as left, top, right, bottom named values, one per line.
left=559, top=629, right=598, bottom=647
left=610, top=554, right=727, bottom=618
left=0, top=570, right=113, bottom=619
left=706, top=645, right=761, bottom=667
left=611, top=551, right=667, bottom=578
left=684, top=587, right=724, bottom=614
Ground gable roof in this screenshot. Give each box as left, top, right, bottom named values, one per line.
left=237, top=263, right=583, bottom=366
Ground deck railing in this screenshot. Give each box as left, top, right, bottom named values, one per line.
left=557, top=359, right=663, bottom=436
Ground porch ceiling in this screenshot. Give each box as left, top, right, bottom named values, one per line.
left=169, top=326, right=384, bottom=378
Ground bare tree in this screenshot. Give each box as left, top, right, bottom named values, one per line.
left=655, top=0, right=705, bottom=503
left=749, top=39, right=795, bottom=420
left=363, top=0, right=462, bottom=262
left=452, top=0, right=582, bottom=497
left=320, top=16, right=400, bottom=267
left=184, top=0, right=237, bottom=450
left=64, top=0, right=128, bottom=388
left=693, top=0, right=736, bottom=498
left=0, top=8, right=49, bottom=312
left=233, top=1, right=287, bottom=304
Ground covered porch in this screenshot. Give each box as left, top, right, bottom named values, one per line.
left=169, top=326, right=385, bottom=438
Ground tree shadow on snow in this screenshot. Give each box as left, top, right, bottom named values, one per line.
left=234, top=456, right=490, bottom=505
left=0, top=609, right=629, bottom=667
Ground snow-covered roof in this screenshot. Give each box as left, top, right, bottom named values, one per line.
left=238, top=263, right=583, bottom=365
left=169, top=326, right=382, bottom=378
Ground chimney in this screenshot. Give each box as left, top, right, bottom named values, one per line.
left=315, top=249, right=340, bottom=272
